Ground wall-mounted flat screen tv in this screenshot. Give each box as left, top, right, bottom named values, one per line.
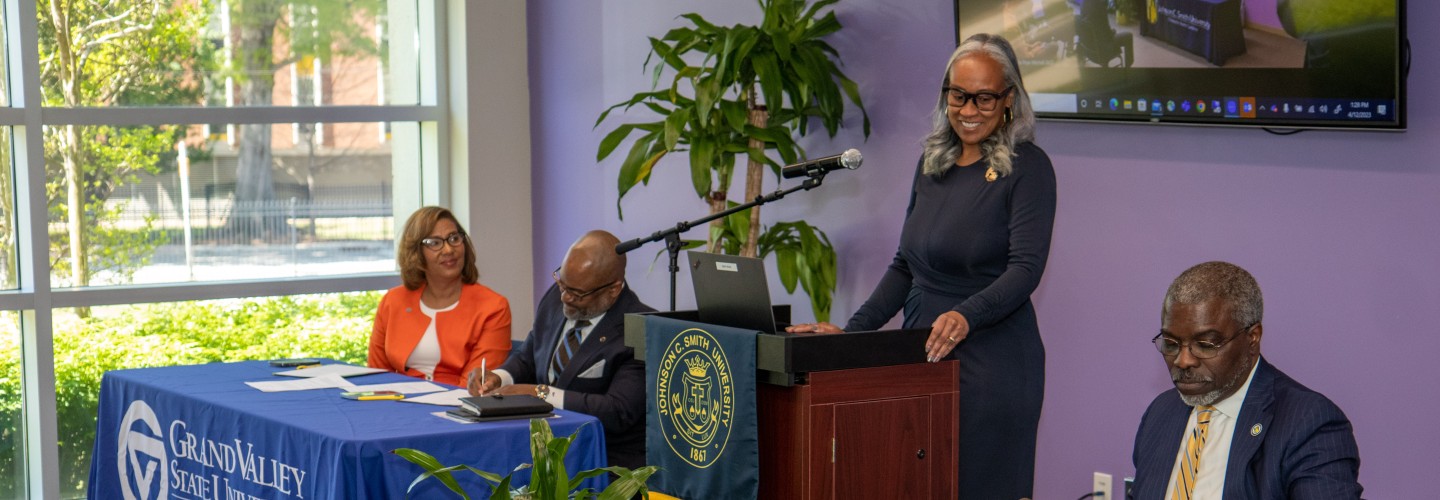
left=956, top=0, right=1406, bottom=130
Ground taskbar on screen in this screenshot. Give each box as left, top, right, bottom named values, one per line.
left=1032, top=93, right=1397, bottom=124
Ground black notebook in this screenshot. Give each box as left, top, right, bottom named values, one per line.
left=458, top=394, right=554, bottom=417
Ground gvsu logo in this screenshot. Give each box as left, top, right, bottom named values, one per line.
left=117, top=400, right=169, bottom=500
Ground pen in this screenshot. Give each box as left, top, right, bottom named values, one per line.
left=358, top=394, right=405, bottom=401
left=295, top=363, right=323, bottom=370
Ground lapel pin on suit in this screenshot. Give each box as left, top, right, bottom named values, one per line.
left=599, top=336, right=608, bottom=343
left=1250, top=423, right=1262, bottom=436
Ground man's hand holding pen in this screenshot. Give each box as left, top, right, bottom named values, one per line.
left=467, top=359, right=501, bottom=396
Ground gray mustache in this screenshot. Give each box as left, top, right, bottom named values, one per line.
left=1173, top=372, right=1213, bottom=384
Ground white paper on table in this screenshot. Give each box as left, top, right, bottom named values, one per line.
left=434, top=411, right=475, bottom=424
left=402, top=389, right=471, bottom=406
left=273, top=364, right=387, bottom=378
left=246, top=374, right=357, bottom=392
left=345, top=381, right=447, bottom=395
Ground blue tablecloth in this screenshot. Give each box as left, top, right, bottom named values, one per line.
left=88, top=361, right=608, bottom=499
left=1141, top=0, right=1247, bottom=66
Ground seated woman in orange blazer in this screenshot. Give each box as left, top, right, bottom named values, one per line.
left=369, top=206, right=511, bottom=386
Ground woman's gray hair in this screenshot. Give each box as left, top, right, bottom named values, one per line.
left=922, top=33, right=1036, bottom=177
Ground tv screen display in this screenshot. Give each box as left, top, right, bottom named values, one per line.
left=955, top=0, right=1406, bottom=130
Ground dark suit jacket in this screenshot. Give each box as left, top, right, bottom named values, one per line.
left=499, top=283, right=654, bottom=469
left=1132, top=358, right=1362, bottom=499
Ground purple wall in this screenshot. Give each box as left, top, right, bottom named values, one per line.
left=529, top=1, right=1434, bottom=497
left=1244, top=0, right=1284, bottom=33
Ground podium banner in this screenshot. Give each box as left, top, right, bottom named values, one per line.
left=644, top=315, right=758, bottom=499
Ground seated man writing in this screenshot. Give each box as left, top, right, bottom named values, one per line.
left=1133, top=261, right=1362, bottom=499
left=469, top=230, right=654, bottom=469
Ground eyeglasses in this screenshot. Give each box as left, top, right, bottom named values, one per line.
left=1152, top=324, right=1254, bottom=360
left=552, top=269, right=620, bottom=300
left=420, top=232, right=466, bottom=251
left=943, top=85, right=1013, bottom=111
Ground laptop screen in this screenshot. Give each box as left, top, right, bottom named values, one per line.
left=687, top=251, right=778, bottom=334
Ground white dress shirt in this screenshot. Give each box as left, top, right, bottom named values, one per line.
left=1165, top=361, right=1259, bottom=499
left=494, top=312, right=607, bottom=408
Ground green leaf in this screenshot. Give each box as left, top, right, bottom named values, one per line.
left=694, top=78, right=720, bottom=124
left=751, top=53, right=784, bottom=112
left=839, top=76, right=871, bottom=137
left=663, top=110, right=686, bottom=150
left=802, top=10, right=842, bottom=40
left=679, top=12, right=720, bottom=33
left=596, top=466, right=659, bottom=500
left=800, top=0, right=841, bottom=26
left=393, top=449, right=473, bottom=499
left=719, top=99, right=748, bottom=133
left=775, top=247, right=799, bottom=293
left=596, top=124, right=637, bottom=162
left=648, top=37, right=687, bottom=71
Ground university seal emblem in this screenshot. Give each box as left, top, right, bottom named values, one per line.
left=656, top=328, right=735, bottom=468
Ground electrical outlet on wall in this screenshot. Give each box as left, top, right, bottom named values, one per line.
left=1093, top=471, right=1113, bottom=499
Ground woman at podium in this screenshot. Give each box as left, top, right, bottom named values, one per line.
left=788, top=34, right=1055, bottom=498
left=369, top=206, right=512, bottom=386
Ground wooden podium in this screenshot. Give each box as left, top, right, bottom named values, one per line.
left=626, top=308, right=959, bottom=500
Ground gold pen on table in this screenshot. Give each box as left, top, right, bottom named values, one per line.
left=295, top=363, right=323, bottom=370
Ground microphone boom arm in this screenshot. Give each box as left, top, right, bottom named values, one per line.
left=615, top=174, right=828, bottom=311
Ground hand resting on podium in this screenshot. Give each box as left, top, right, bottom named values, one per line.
left=787, top=310, right=971, bottom=363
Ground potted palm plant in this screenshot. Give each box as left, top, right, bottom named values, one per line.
left=595, top=0, right=868, bottom=322
left=393, top=419, right=657, bottom=499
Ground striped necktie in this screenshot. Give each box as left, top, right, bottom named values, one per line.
left=1171, top=405, right=1217, bottom=500
left=549, top=320, right=590, bottom=383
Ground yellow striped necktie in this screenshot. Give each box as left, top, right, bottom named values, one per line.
left=1171, top=405, right=1216, bottom=500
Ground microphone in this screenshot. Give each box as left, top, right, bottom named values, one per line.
left=780, top=149, right=863, bottom=179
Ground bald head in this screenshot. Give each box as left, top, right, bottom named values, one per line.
left=554, top=230, right=627, bottom=320
left=562, top=230, right=625, bottom=283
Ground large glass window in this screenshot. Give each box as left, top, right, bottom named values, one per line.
left=0, top=130, right=14, bottom=290
left=1, top=312, right=21, bottom=498
left=36, top=0, right=414, bottom=110
left=5, top=0, right=446, bottom=497
left=44, top=122, right=411, bottom=287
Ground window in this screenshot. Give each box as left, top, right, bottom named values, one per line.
left=43, top=122, right=411, bottom=287
left=4, top=0, right=450, bottom=497
left=0, top=312, right=20, bottom=499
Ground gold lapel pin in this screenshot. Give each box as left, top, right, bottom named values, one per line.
left=1250, top=423, right=1262, bottom=436
left=985, top=167, right=999, bottom=182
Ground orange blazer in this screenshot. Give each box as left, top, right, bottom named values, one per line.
left=368, top=283, right=512, bottom=386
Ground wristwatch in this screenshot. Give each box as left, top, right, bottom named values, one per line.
left=535, top=384, right=550, bottom=400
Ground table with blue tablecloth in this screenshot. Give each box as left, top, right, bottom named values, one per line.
left=1141, top=0, right=1247, bottom=66
left=88, top=361, right=607, bottom=499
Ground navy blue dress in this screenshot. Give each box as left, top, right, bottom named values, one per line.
left=846, top=141, right=1056, bottom=498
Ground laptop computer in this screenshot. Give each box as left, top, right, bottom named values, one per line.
left=687, top=250, right=779, bottom=333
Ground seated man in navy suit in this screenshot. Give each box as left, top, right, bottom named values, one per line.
left=470, top=230, right=654, bottom=469
left=1132, top=261, right=1362, bottom=499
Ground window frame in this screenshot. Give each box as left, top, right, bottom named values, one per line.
left=0, top=0, right=455, bottom=497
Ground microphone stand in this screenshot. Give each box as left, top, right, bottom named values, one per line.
left=615, top=172, right=829, bottom=311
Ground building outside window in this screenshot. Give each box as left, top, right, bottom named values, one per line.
left=0, top=0, right=450, bottom=497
